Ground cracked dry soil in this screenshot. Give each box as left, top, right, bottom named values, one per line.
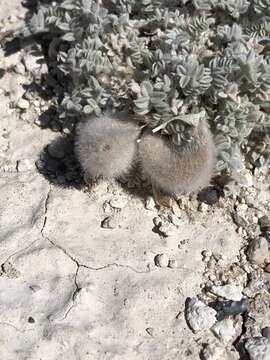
left=0, top=1, right=270, bottom=359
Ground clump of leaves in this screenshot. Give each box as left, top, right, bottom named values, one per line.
left=17, top=0, right=270, bottom=174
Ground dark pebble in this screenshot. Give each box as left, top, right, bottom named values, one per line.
left=212, top=299, right=249, bottom=321
left=28, top=316, right=35, bottom=323
left=231, top=212, right=248, bottom=228
left=262, top=327, right=270, bottom=338
left=258, top=216, right=270, bottom=231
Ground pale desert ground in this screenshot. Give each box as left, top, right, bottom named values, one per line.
left=0, top=1, right=270, bottom=359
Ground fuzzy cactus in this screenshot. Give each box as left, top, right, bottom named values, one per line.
left=138, top=119, right=216, bottom=195
left=75, top=113, right=140, bottom=181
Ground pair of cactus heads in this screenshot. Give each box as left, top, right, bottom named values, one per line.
left=75, top=112, right=216, bottom=207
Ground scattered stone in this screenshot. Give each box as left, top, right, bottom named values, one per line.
left=198, top=202, right=209, bottom=213
left=28, top=317, right=35, bottom=324
left=198, top=187, right=219, bottom=205
left=259, top=216, right=270, bottom=232
left=172, top=202, right=182, bottom=217
left=145, top=327, right=154, bottom=336
left=153, top=217, right=175, bottom=237
left=231, top=212, right=248, bottom=228
left=101, top=215, right=120, bottom=229
left=1, top=262, right=20, bottom=278
left=168, top=259, right=178, bottom=269
left=16, top=159, right=35, bottom=172
left=243, top=272, right=270, bottom=298
left=236, top=204, right=248, bottom=217
left=202, top=250, right=212, bottom=258
left=145, top=196, right=156, bottom=210
left=201, top=343, right=224, bottom=360
left=154, top=254, right=169, bottom=268
left=186, top=297, right=217, bottom=333
left=211, top=319, right=236, bottom=343
left=13, top=62, right=25, bottom=75
left=8, top=14, right=17, bottom=23
left=265, top=264, right=270, bottom=273
left=262, top=327, right=270, bottom=339
left=247, top=237, right=269, bottom=265
left=103, top=201, right=111, bottom=214
left=214, top=299, right=249, bottom=321
left=159, top=221, right=175, bottom=236
left=109, top=197, right=128, bottom=209
left=168, top=213, right=181, bottom=226
left=201, top=343, right=239, bottom=360
left=23, top=52, right=48, bottom=76
left=16, top=98, right=29, bottom=109
left=245, top=337, right=270, bottom=360
left=258, top=191, right=270, bottom=206
left=210, top=284, right=243, bottom=301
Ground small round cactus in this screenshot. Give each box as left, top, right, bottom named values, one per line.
left=75, top=113, right=140, bottom=181
left=138, top=119, right=216, bottom=195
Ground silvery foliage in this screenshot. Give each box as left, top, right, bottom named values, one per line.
left=18, top=0, right=270, bottom=173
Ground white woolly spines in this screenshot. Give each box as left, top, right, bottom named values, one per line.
left=138, top=119, right=216, bottom=195
left=75, top=114, right=140, bottom=180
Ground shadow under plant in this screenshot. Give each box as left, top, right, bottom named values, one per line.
left=36, top=135, right=84, bottom=189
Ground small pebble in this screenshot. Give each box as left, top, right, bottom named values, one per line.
left=101, top=215, right=120, bottom=229
left=245, top=337, right=270, bottom=360
left=214, top=299, right=249, bottom=321
left=202, top=250, right=212, bottom=258
left=154, top=254, right=169, bottom=268
left=13, top=62, right=25, bottom=75
left=159, top=222, right=175, bottom=237
left=236, top=203, right=248, bottom=213
left=211, top=318, right=236, bottom=343
left=210, top=284, right=243, bottom=301
left=23, top=53, right=42, bottom=73
left=265, top=264, right=270, bottom=273
left=201, top=343, right=239, bottom=360
left=168, top=259, right=178, bottom=269
left=168, top=214, right=181, bottom=226
left=232, top=212, right=247, bottom=228
left=259, top=216, right=270, bottom=231
left=103, top=201, right=111, bottom=214
left=16, top=159, right=35, bottom=172
left=247, top=237, right=269, bottom=265
left=198, top=202, right=209, bottom=213
left=209, top=274, right=216, bottom=282
left=109, top=197, right=128, bottom=209
left=145, top=327, right=154, bottom=336
left=17, top=98, right=29, bottom=109
left=172, top=203, right=182, bottom=217
left=201, top=342, right=224, bottom=360
left=261, top=327, right=270, bottom=339
left=145, top=196, right=156, bottom=210
left=258, top=191, right=270, bottom=205
left=33, top=100, right=40, bottom=107
left=186, top=297, right=217, bottom=333
left=243, top=272, right=270, bottom=297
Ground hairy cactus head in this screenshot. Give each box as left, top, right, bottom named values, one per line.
left=75, top=113, right=140, bottom=181
left=138, top=119, right=216, bottom=195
